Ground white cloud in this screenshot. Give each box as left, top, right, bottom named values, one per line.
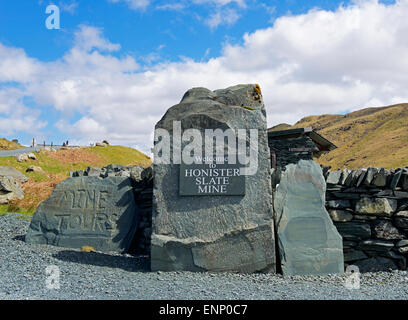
left=205, top=7, right=240, bottom=29
left=59, top=1, right=78, bottom=14
left=108, top=0, right=151, bottom=10
left=2, top=0, right=408, bottom=151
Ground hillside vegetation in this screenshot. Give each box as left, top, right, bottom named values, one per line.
left=0, top=146, right=151, bottom=216
left=0, top=138, right=23, bottom=150
left=271, top=103, right=408, bottom=170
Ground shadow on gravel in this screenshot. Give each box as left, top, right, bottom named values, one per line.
left=13, top=235, right=25, bottom=242
left=52, top=250, right=150, bottom=272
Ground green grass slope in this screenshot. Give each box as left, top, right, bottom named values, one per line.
left=0, top=145, right=151, bottom=216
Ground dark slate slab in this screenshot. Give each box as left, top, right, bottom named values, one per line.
left=353, top=257, right=397, bottom=272
left=363, top=168, right=378, bottom=186
left=334, top=222, right=371, bottom=240
left=274, top=160, right=344, bottom=276
left=25, top=176, right=140, bottom=253
left=356, top=169, right=367, bottom=188
left=372, top=168, right=387, bottom=187
left=390, top=170, right=403, bottom=190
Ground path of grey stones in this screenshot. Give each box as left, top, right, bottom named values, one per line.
left=1, top=213, right=408, bottom=300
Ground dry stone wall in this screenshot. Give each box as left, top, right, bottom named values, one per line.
left=322, top=166, right=408, bottom=272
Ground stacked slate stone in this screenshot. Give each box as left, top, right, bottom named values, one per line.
left=69, top=164, right=153, bottom=255
left=128, top=166, right=153, bottom=256
left=322, top=166, right=408, bottom=272
left=269, top=136, right=316, bottom=191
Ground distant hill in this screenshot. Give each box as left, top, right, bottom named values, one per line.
left=270, top=103, right=408, bottom=170
left=0, top=138, right=23, bottom=150
left=0, top=145, right=151, bottom=216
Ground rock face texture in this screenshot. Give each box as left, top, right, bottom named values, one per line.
left=0, top=176, right=24, bottom=204
left=274, top=160, right=344, bottom=276
left=0, top=166, right=28, bottom=183
left=151, top=84, right=276, bottom=273
left=25, top=176, right=140, bottom=253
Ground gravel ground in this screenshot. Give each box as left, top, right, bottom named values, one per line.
left=1, top=212, right=408, bottom=300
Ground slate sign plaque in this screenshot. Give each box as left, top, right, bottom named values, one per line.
left=179, top=163, right=245, bottom=196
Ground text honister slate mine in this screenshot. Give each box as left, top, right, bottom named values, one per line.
left=179, top=163, right=245, bottom=196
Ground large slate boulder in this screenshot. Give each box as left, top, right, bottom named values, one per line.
left=151, top=84, right=275, bottom=273
left=274, top=160, right=344, bottom=276
left=25, top=176, right=140, bottom=253
left=0, top=176, right=24, bottom=204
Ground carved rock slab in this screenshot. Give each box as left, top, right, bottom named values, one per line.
left=25, top=176, right=140, bottom=253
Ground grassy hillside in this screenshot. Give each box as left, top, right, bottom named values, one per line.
left=271, top=103, right=408, bottom=170
left=0, top=138, right=23, bottom=150
left=0, top=146, right=151, bottom=216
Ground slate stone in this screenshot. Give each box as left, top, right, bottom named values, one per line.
left=334, top=222, right=371, bottom=240
left=356, top=169, right=367, bottom=188
left=328, top=209, right=353, bottom=222
left=343, top=240, right=358, bottom=248
left=397, top=246, right=408, bottom=254
left=344, top=249, right=368, bottom=262
left=70, top=170, right=84, bottom=177
left=129, top=166, right=145, bottom=183
left=322, top=166, right=331, bottom=179
left=355, top=197, right=397, bottom=217
left=344, top=170, right=356, bottom=186
left=396, top=240, right=408, bottom=247
left=353, top=215, right=377, bottom=221
left=351, top=170, right=364, bottom=187
left=375, top=190, right=393, bottom=197
left=363, top=168, right=378, bottom=186
left=0, top=166, right=28, bottom=183
left=0, top=176, right=24, bottom=205
left=85, top=167, right=102, bottom=177
left=151, top=84, right=275, bottom=273
left=393, top=191, right=408, bottom=199
left=390, top=170, right=403, bottom=190
left=274, top=160, right=344, bottom=276
left=326, top=170, right=342, bottom=185
left=372, top=168, right=387, bottom=187
left=358, top=240, right=394, bottom=252
left=395, top=211, right=408, bottom=218
left=372, top=220, right=406, bottom=240
left=401, top=173, right=408, bottom=190
left=340, top=169, right=351, bottom=185
left=25, top=176, right=140, bottom=253
left=332, top=192, right=360, bottom=200
left=327, top=199, right=351, bottom=209
left=353, top=257, right=397, bottom=272
left=364, top=250, right=405, bottom=261
left=394, top=218, right=408, bottom=229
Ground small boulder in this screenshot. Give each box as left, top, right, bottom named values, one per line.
left=0, top=176, right=24, bottom=204
left=15, top=153, right=28, bottom=162
left=27, top=153, right=37, bottom=160
left=26, top=166, right=44, bottom=173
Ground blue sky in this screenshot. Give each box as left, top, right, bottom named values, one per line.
left=0, top=0, right=405, bottom=153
